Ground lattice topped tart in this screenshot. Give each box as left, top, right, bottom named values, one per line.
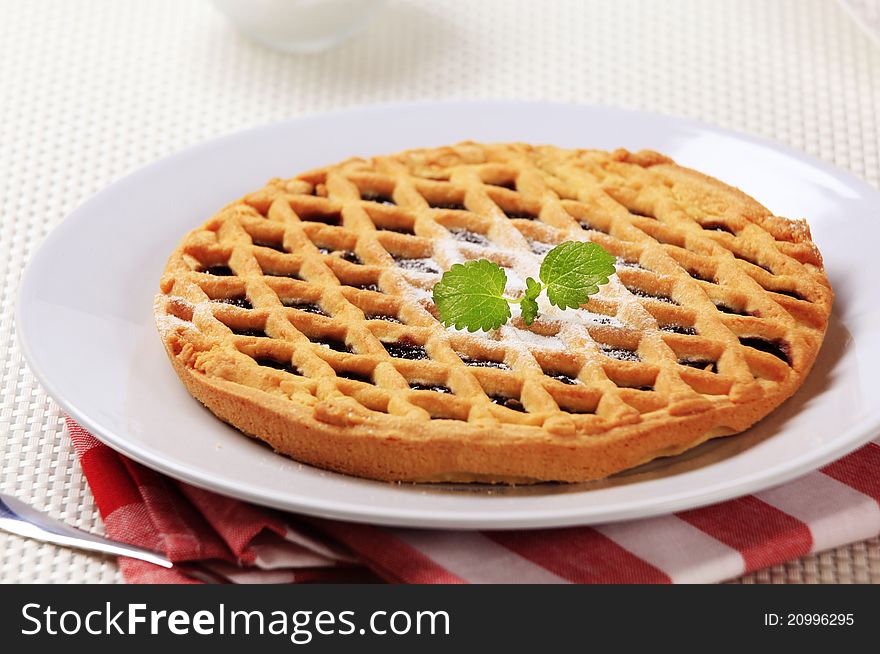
left=155, top=142, right=832, bottom=483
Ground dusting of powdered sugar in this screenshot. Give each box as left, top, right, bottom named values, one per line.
left=395, top=257, right=441, bottom=275
left=430, top=225, right=598, bottom=354
left=154, top=311, right=196, bottom=338
left=153, top=295, right=200, bottom=338
left=449, top=227, right=491, bottom=247
left=399, top=216, right=639, bottom=360
left=500, top=323, right=566, bottom=351
left=401, top=284, right=434, bottom=306
left=447, top=325, right=498, bottom=344
left=502, top=267, right=526, bottom=295
left=432, top=238, right=468, bottom=269
left=527, top=238, right=554, bottom=256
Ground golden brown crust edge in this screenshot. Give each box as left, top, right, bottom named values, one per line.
left=160, top=257, right=827, bottom=484
left=160, top=328, right=810, bottom=483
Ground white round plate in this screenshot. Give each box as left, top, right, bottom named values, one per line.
left=17, top=101, right=880, bottom=529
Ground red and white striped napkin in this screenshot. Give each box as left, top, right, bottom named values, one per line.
left=67, top=418, right=880, bottom=584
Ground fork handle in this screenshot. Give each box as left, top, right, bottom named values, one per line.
left=0, top=494, right=172, bottom=569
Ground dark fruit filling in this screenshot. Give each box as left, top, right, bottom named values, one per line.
left=203, top=265, right=235, bottom=276
left=545, top=371, right=579, bottom=385
left=738, top=337, right=790, bottom=364
left=701, top=222, right=735, bottom=235
left=459, top=356, right=510, bottom=370
left=488, top=179, right=516, bottom=190
left=628, top=287, right=678, bottom=305
left=350, top=282, right=382, bottom=292
left=232, top=327, right=268, bottom=338
left=337, top=370, right=373, bottom=383
left=578, top=220, right=607, bottom=234
left=686, top=268, right=715, bottom=283
left=429, top=201, right=467, bottom=211
left=253, top=240, right=286, bottom=253
left=311, top=336, right=351, bottom=353
left=450, top=229, right=489, bottom=246
left=254, top=357, right=301, bottom=375
left=383, top=341, right=428, bottom=360
left=660, top=324, right=697, bottom=336
left=503, top=209, right=537, bottom=220
left=366, top=313, right=402, bottom=324
left=284, top=301, right=327, bottom=316
left=615, top=258, right=644, bottom=270
left=528, top=240, right=554, bottom=255
left=301, top=211, right=341, bottom=226
left=599, top=346, right=641, bottom=362
left=409, top=382, right=452, bottom=393
left=395, top=257, right=440, bottom=274
left=361, top=193, right=396, bottom=206
left=770, top=289, right=807, bottom=302
left=714, top=302, right=751, bottom=316
left=489, top=395, right=526, bottom=412
left=558, top=404, right=595, bottom=415
left=678, top=358, right=717, bottom=373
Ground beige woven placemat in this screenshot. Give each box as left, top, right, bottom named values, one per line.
left=1, top=0, right=878, bottom=584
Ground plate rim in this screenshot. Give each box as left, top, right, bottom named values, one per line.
left=16, top=99, right=880, bottom=529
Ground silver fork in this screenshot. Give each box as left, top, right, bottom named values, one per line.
left=0, top=492, right=225, bottom=582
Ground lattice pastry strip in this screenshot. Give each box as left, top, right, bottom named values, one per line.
left=156, top=143, right=832, bottom=483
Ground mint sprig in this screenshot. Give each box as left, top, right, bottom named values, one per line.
left=520, top=276, right=542, bottom=325
left=432, top=259, right=511, bottom=332
left=432, top=241, right=615, bottom=331
left=541, top=241, right=617, bottom=309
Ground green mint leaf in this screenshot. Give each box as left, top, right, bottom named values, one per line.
left=520, top=276, right=542, bottom=325
left=520, top=296, right=539, bottom=325
left=540, top=241, right=616, bottom=310
left=433, top=259, right=511, bottom=332
left=524, top=276, right=542, bottom=301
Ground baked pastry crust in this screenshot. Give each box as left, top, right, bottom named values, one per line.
left=155, top=143, right=833, bottom=483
